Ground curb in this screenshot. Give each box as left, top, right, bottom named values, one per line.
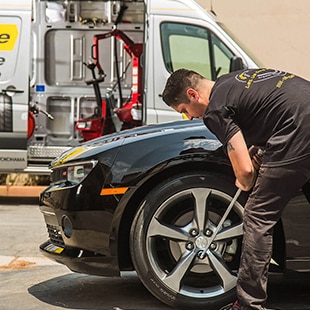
left=0, top=185, right=46, bottom=197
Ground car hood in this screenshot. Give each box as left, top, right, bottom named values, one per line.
left=50, top=120, right=219, bottom=167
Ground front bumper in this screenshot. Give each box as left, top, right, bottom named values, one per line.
left=40, top=240, right=120, bottom=276
left=39, top=205, right=121, bottom=276
left=39, top=158, right=131, bottom=277
left=39, top=177, right=122, bottom=276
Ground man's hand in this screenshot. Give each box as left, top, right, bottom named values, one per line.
left=249, top=146, right=264, bottom=171
left=234, top=146, right=263, bottom=190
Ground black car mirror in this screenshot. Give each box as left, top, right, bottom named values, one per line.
left=230, top=56, right=244, bottom=72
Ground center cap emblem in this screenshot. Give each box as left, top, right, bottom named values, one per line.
left=195, top=236, right=208, bottom=249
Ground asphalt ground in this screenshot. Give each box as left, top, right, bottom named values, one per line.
left=0, top=197, right=173, bottom=310
left=1, top=197, right=310, bottom=310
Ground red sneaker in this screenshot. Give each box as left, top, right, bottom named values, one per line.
left=220, top=300, right=241, bottom=310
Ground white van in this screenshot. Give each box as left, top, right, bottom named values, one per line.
left=0, top=0, right=258, bottom=174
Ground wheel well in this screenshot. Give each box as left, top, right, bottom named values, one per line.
left=117, top=160, right=287, bottom=273
left=117, top=160, right=235, bottom=270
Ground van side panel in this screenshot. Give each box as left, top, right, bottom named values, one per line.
left=0, top=0, right=32, bottom=170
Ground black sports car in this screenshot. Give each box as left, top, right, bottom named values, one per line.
left=39, top=119, right=310, bottom=310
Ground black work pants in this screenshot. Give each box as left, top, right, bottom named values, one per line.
left=237, top=156, right=310, bottom=310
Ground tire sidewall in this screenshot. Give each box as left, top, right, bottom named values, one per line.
left=0, top=94, right=13, bottom=132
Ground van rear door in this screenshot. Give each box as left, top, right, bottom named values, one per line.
left=0, top=0, right=32, bottom=171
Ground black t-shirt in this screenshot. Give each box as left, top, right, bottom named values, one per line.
left=203, top=68, right=310, bottom=167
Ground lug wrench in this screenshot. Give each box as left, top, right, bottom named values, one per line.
left=198, top=147, right=264, bottom=259
left=198, top=187, right=242, bottom=259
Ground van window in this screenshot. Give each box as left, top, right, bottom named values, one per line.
left=160, top=22, right=234, bottom=80
left=211, top=33, right=234, bottom=78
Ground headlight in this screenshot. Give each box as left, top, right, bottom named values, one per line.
left=51, top=160, right=97, bottom=185
left=67, top=164, right=90, bottom=183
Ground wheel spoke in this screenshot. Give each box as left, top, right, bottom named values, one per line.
left=162, top=251, right=196, bottom=292
left=192, top=188, right=212, bottom=232
left=208, top=250, right=237, bottom=291
left=147, top=217, right=188, bottom=241
left=214, top=223, right=243, bottom=241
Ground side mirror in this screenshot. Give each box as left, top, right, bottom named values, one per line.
left=229, top=56, right=244, bottom=72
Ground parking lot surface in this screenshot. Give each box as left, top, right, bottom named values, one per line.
left=1, top=197, right=310, bottom=310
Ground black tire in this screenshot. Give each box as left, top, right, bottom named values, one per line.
left=0, top=94, right=13, bottom=132
left=130, top=171, right=247, bottom=310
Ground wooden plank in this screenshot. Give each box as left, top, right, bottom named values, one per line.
left=0, top=186, right=46, bottom=197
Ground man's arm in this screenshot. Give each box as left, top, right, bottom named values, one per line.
left=227, top=131, right=257, bottom=191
